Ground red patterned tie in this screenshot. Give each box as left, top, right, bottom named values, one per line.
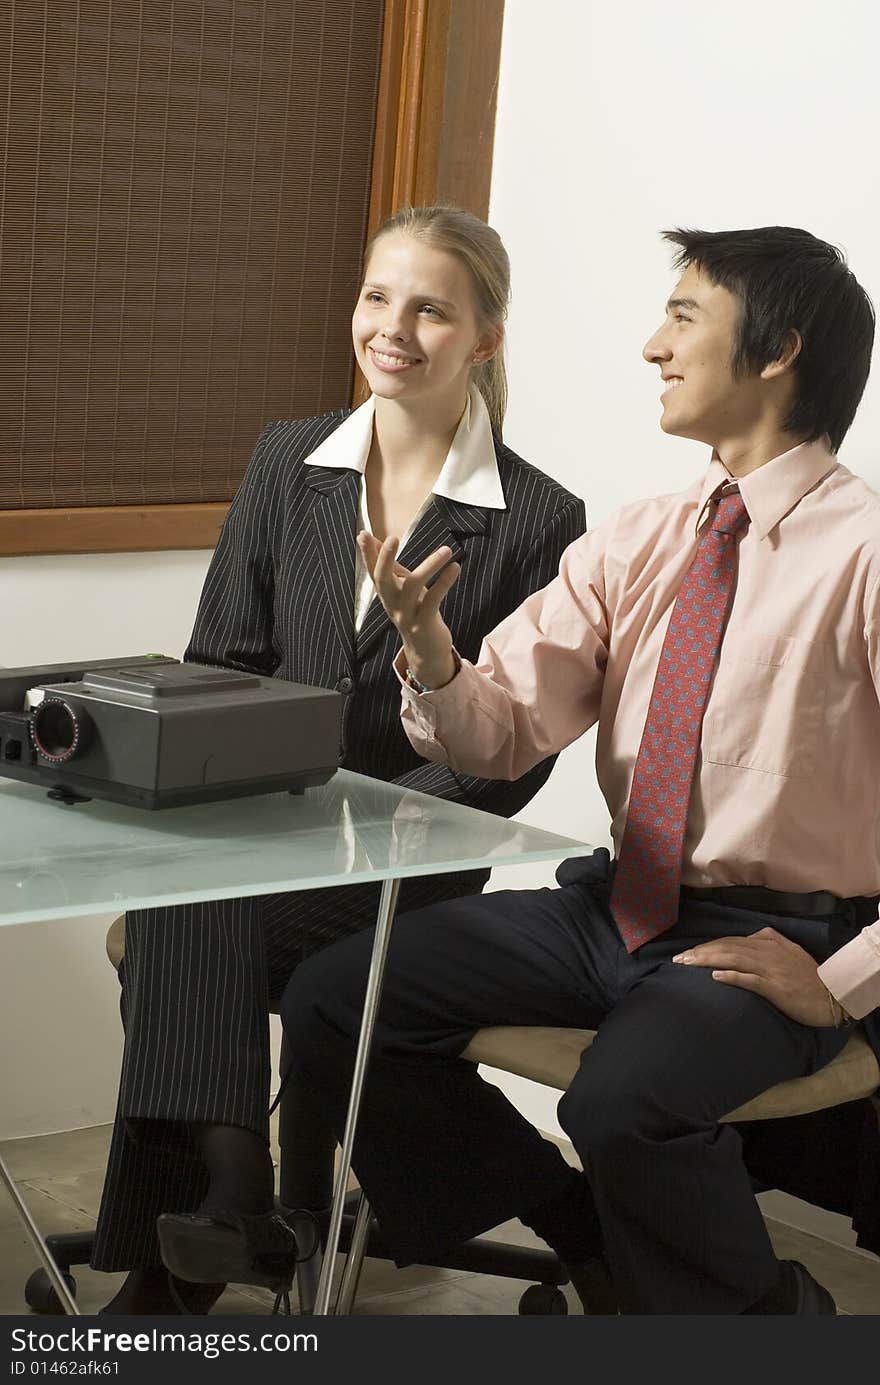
left=611, top=489, right=750, bottom=951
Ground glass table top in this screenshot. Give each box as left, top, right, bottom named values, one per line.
left=0, top=770, right=592, bottom=925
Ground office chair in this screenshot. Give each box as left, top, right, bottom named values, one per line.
left=23, top=918, right=880, bottom=1315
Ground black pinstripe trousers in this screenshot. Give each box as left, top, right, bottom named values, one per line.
left=90, top=870, right=483, bottom=1271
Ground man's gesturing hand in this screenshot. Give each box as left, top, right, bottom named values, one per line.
left=357, top=530, right=460, bottom=691
left=672, top=926, right=839, bottom=1027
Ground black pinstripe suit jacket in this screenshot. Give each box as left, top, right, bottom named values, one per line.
left=88, top=416, right=586, bottom=1275
left=185, top=411, right=586, bottom=893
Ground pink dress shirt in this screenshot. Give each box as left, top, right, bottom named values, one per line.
left=394, top=439, right=880, bottom=1020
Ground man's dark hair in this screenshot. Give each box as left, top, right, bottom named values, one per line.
left=662, top=227, right=875, bottom=452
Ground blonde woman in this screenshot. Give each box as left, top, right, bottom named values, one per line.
left=93, top=206, right=585, bottom=1312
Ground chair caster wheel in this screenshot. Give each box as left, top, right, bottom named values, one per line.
left=518, top=1282, right=568, bottom=1314
left=25, top=1267, right=77, bottom=1314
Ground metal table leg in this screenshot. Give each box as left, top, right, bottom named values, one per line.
left=334, top=1191, right=372, bottom=1314
left=312, top=876, right=400, bottom=1315
left=0, top=1151, right=80, bottom=1315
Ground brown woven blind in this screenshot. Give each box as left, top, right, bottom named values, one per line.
left=0, top=0, right=383, bottom=510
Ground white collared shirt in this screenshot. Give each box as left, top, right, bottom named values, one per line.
left=304, top=385, right=506, bottom=630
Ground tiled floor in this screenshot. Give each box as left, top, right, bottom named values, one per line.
left=1, top=1123, right=878, bottom=1316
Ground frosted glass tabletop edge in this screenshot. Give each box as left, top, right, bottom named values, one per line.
left=0, top=841, right=594, bottom=928
left=0, top=769, right=596, bottom=926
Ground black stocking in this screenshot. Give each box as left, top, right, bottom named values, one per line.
left=194, top=1122, right=275, bottom=1218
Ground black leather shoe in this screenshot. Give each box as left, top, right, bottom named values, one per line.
left=98, top=1267, right=225, bottom=1315
left=157, top=1208, right=315, bottom=1292
left=789, top=1260, right=837, bottom=1314
left=564, top=1256, right=620, bottom=1314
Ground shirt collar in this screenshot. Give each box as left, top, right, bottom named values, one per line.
left=303, top=384, right=506, bottom=510
left=695, top=437, right=838, bottom=539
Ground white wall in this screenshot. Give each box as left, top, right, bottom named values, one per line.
left=483, top=0, right=880, bottom=1134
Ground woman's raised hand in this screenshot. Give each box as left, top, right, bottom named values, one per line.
left=357, top=531, right=460, bottom=690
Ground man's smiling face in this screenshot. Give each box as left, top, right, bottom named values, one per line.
left=642, top=263, right=768, bottom=448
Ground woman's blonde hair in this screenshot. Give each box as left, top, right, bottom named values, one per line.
left=364, top=205, right=510, bottom=437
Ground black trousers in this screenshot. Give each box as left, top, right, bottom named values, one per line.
left=90, top=869, right=485, bottom=1272
left=282, top=850, right=855, bottom=1314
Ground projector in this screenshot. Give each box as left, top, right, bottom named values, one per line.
left=0, top=655, right=341, bottom=809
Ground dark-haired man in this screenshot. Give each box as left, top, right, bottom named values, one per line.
left=282, top=228, right=880, bottom=1314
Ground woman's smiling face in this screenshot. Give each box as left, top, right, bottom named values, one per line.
left=352, top=231, right=495, bottom=412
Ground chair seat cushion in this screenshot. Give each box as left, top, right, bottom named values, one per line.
left=462, top=1025, right=880, bottom=1122
left=106, top=915, right=126, bottom=970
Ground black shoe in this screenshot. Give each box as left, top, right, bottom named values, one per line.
left=165, top=1274, right=227, bottom=1315
left=99, top=1267, right=225, bottom=1315
left=157, top=1208, right=316, bottom=1292
left=564, top=1256, right=619, bottom=1314
left=789, top=1260, right=837, bottom=1315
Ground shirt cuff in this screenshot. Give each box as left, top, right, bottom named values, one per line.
left=817, top=923, right=880, bottom=1021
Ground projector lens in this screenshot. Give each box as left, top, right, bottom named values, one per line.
left=31, top=699, right=92, bottom=763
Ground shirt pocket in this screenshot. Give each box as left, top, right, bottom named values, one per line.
left=701, top=633, right=826, bottom=779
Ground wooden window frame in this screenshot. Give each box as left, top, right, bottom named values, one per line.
left=0, top=0, right=504, bottom=559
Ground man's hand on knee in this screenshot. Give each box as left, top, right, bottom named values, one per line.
left=672, top=927, right=839, bottom=1027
